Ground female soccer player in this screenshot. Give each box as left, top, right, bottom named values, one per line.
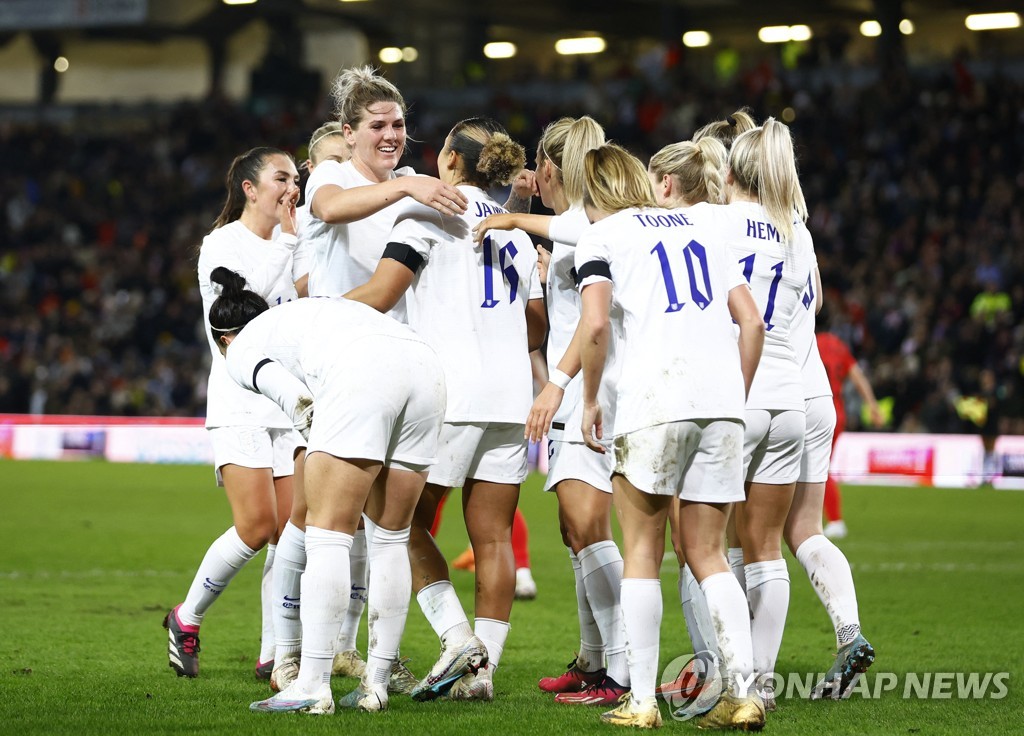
left=474, top=117, right=630, bottom=706
left=164, top=147, right=302, bottom=680
left=203, top=268, right=446, bottom=715
left=346, top=117, right=545, bottom=702
left=724, top=119, right=816, bottom=709
left=575, top=143, right=765, bottom=729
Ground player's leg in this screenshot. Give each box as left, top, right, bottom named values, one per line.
left=270, top=447, right=306, bottom=692
left=512, top=508, right=537, bottom=599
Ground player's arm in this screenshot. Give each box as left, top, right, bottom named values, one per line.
left=813, top=266, right=823, bottom=314
left=226, top=345, right=314, bottom=440
left=727, top=283, right=765, bottom=398
left=343, top=243, right=421, bottom=313
left=849, top=363, right=884, bottom=427
left=311, top=176, right=467, bottom=224
left=473, top=213, right=553, bottom=245
left=503, top=169, right=536, bottom=213
left=526, top=298, right=548, bottom=352
left=578, top=280, right=611, bottom=454
left=525, top=319, right=582, bottom=443
left=294, top=274, right=309, bottom=298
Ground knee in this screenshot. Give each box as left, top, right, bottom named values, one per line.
left=236, top=515, right=278, bottom=551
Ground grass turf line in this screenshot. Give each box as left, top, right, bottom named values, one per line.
left=1, top=460, right=1021, bottom=734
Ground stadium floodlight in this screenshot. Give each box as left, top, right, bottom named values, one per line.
left=378, top=47, right=403, bottom=63
left=555, top=36, right=606, bottom=55
left=402, top=46, right=418, bottom=62
left=54, top=56, right=69, bottom=73
left=484, top=42, right=517, bottom=59
left=758, top=26, right=793, bottom=43
left=965, top=12, right=1020, bottom=31
left=222, top=0, right=257, bottom=5
left=789, top=25, right=812, bottom=41
left=900, top=19, right=914, bottom=35
left=682, top=31, right=712, bottom=48
left=859, top=20, right=882, bottom=37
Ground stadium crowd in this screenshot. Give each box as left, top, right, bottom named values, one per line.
left=1, top=59, right=1022, bottom=433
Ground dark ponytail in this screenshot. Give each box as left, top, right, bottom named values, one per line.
left=208, top=267, right=269, bottom=343
left=211, top=147, right=289, bottom=230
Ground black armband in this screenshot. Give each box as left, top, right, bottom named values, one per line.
left=575, top=261, right=612, bottom=286
left=252, top=358, right=273, bottom=393
left=382, top=242, right=426, bottom=274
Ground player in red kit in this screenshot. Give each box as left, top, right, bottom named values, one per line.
left=816, top=322, right=884, bottom=538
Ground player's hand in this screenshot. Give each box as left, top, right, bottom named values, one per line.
left=294, top=396, right=314, bottom=442
left=510, top=169, right=537, bottom=200
left=581, top=402, right=605, bottom=454
left=278, top=185, right=300, bottom=236
left=536, top=244, right=552, bottom=285
left=405, top=176, right=468, bottom=216
left=472, top=213, right=518, bottom=245
left=525, top=382, right=564, bottom=443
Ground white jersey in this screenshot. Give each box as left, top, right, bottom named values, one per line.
left=546, top=206, right=620, bottom=442
left=303, top=160, right=415, bottom=321
left=575, top=205, right=748, bottom=436
left=272, top=204, right=311, bottom=281
left=224, top=297, right=424, bottom=392
left=388, top=185, right=543, bottom=423
left=197, top=220, right=298, bottom=429
left=790, top=267, right=831, bottom=400
left=720, top=202, right=816, bottom=411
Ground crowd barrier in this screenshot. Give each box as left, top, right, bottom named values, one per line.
left=2, top=415, right=1020, bottom=490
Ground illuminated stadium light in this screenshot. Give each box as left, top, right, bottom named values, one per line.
left=402, top=46, right=418, bottom=62
left=222, top=0, right=257, bottom=5
left=54, top=56, right=69, bottom=73
left=759, top=24, right=812, bottom=43
left=965, top=12, right=1020, bottom=31
left=900, top=19, right=914, bottom=35
left=859, top=20, right=882, bottom=37
left=555, top=36, right=606, bottom=55
left=484, top=42, right=517, bottom=59
left=682, top=31, right=711, bottom=48
left=378, top=47, right=403, bottom=63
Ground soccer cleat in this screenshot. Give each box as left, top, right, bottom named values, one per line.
left=600, top=694, right=663, bottom=729
left=449, top=663, right=494, bottom=701
left=410, top=636, right=488, bottom=701
left=249, top=682, right=335, bottom=714
left=812, top=633, right=875, bottom=700
left=452, top=547, right=476, bottom=572
left=270, top=656, right=300, bottom=693
left=554, top=674, right=629, bottom=706
left=255, top=659, right=274, bottom=681
left=514, top=567, right=538, bottom=600
left=762, top=685, right=777, bottom=713
left=538, top=656, right=606, bottom=693
left=163, top=605, right=200, bottom=678
left=656, top=659, right=705, bottom=700
left=332, top=648, right=367, bottom=678
left=338, top=676, right=389, bottom=712
left=823, top=520, right=848, bottom=540
left=695, top=694, right=765, bottom=731
left=388, top=657, right=419, bottom=695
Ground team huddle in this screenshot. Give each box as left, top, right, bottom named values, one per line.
left=162, top=65, right=874, bottom=731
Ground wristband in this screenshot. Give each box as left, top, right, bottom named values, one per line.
left=549, top=368, right=572, bottom=390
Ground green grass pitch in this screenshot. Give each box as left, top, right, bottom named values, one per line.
left=1, top=460, right=1021, bottom=734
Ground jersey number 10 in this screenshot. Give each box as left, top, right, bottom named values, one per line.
left=651, top=240, right=714, bottom=313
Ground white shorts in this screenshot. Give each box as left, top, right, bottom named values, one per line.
left=428, top=422, right=528, bottom=488
left=743, top=409, right=806, bottom=485
left=208, top=426, right=299, bottom=486
left=799, top=396, right=836, bottom=484
left=306, top=336, right=446, bottom=470
left=544, top=439, right=614, bottom=493
left=613, top=419, right=745, bottom=503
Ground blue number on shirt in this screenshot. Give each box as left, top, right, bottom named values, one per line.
left=481, top=236, right=520, bottom=308
left=738, top=254, right=784, bottom=331
left=650, top=240, right=714, bottom=313
left=801, top=273, right=815, bottom=310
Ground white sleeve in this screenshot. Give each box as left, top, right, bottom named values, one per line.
left=291, top=238, right=311, bottom=280
left=548, top=208, right=590, bottom=246
left=388, top=200, right=447, bottom=262
left=574, top=233, right=612, bottom=290
left=304, top=160, right=348, bottom=214
left=226, top=339, right=313, bottom=437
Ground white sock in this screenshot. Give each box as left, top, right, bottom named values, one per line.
left=475, top=617, right=510, bottom=669
left=619, top=578, right=662, bottom=701
left=569, top=547, right=604, bottom=671
left=336, top=528, right=368, bottom=653
left=700, top=572, right=754, bottom=698
left=728, top=547, right=746, bottom=592
left=416, top=580, right=472, bottom=645
left=745, top=559, right=790, bottom=681
left=579, top=541, right=627, bottom=685
left=682, top=565, right=720, bottom=660
left=273, top=521, right=305, bottom=662
left=795, top=535, right=861, bottom=647
left=296, top=526, right=352, bottom=691
left=258, top=544, right=276, bottom=663
left=364, top=526, right=411, bottom=686
left=180, top=527, right=259, bottom=627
